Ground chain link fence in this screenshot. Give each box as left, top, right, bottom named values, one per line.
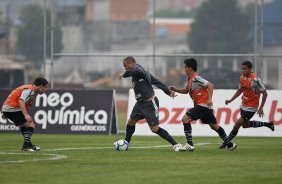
left=0, top=0, right=281, bottom=90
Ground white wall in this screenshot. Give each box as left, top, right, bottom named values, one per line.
left=128, top=89, right=282, bottom=136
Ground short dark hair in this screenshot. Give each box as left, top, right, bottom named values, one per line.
left=184, top=58, right=197, bottom=71
left=34, top=77, right=48, bottom=86
left=242, top=60, right=253, bottom=69
left=123, top=56, right=136, bottom=64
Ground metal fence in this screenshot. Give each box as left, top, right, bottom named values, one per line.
left=0, top=0, right=281, bottom=90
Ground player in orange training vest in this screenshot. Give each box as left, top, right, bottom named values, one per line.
left=1, top=77, right=48, bottom=151
left=219, top=61, right=274, bottom=149
left=170, top=58, right=236, bottom=151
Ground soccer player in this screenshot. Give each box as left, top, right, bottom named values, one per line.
left=219, top=61, right=274, bottom=149
left=115, top=56, right=182, bottom=151
left=169, top=58, right=236, bottom=151
left=1, top=77, right=48, bottom=152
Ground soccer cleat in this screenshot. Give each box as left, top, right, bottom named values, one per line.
left=179, top=143, right=195, bottom=152
left=268, top=121, right=275, bottom=131
left=172, top=143, right=182, bottom=152
left=22, top=144, right=40, bottom=152
left=227, top=143, right=237, bottom=151
left=22, top=146, right=35, bottom=152
left=113, top=141, right=118, bottom=147
left=218, top=143, right=226, bottom=149
left=31, top=144, right=41, bottom=151
left=22, top=148, right=35, bottom=152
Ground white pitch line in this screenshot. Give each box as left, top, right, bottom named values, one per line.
left=0, top=152, right=67, bottom=164
left=42, top=142, right=212, bottom=152
left=0, top=143, right=211, bottom=163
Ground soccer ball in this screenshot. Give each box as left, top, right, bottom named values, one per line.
left=114, top=139, right=129, bottom=151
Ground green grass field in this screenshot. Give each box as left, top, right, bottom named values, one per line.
left=0, top=134, right=281, bottom=184
left=117, top=111, right=127, bottom=131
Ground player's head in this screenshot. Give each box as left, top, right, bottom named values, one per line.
left=241, top=60, right=253, bottom=76
left=184, top=58, right=197, bottom=74
left=123, top=56, right=136, bottom=70
left=34, top=77, right=48, bottom=94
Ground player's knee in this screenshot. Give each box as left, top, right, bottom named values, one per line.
left=127, top=119, right=136, bottom=126
left=151, top=128, right=158, bottom=133
left=240, top=120, right=250, bottom=128
left=242, top=124, right=248, bottom=128
left=210, top=124, right=219, bottom=131
left=150, top=126, right=159, bottom=133
left=151, top=129, right=157, bottom=133
left=182, top=116, right=191, bottom=124
left=26, top=122, right=36, bottom=128
left=182, top=119, right=191, bottom=125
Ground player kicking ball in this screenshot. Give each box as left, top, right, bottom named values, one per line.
left=114, top=56, right=182, bottom=151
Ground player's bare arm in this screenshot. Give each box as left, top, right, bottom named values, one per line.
left=257, top=90, right=268, bottom=117
left=206, top=82, right=214, bottom=108
left=19, top=99, right=32, bottom=123
left=225, top=89, right=243, bottom=105
left=169, top=86, right=189, bottom=94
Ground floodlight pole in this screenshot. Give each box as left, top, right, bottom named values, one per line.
left=254, top=0, right=258, bottom=74
left=44, top=0, right=47, bottom=80
left=152, top=0, right=156, bottom=75
left=50, top=0, right=54, bottom=89
left=260, top=0, right=267, bottom=85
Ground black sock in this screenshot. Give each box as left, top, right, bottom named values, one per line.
left=249, top=121, right=271, bottom=128
left=23, top=127, right=34, bottom=147
left=184, top=123, right=193, bottom=146
left=216, top=126, right=231, bottom=146
left=155, top=127, right=177, bottom=146
left=125, top=125, right=135, bottom=143
left=228, top=129, right=238, bottom=142
left=20, top=126, right=27, bottom=137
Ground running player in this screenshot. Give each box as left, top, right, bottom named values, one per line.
left=170, top=58, right=237, bottom=151
left=219, top=60, right=274, bottom=149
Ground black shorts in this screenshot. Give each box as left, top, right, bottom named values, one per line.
left=2, top=111, right=27, bottom=126
left=186, top=105, right=217, bottom=124
left=130, top=97, right=159, bottom=126
left=240, top=109, right=256, bottom=121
